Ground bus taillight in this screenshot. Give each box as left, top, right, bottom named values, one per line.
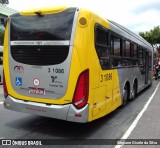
left=72, top=70, right=89, bottom=109
left=3, top=71, right=8, bottom=98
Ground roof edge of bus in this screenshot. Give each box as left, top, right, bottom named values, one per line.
left=19, top=6, right=72, bottom=15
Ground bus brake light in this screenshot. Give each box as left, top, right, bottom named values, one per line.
left=72, top=70, right=89, bottom=109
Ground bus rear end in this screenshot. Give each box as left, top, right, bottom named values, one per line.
left=3, top=7, right=89, bottom=123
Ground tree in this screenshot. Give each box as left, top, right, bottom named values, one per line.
left=139, top=26, right=160, bottom=52
left=0, top=0, right=9, bottom=5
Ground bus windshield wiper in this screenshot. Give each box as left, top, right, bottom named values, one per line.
left=35, top=11, right=44, bottom=17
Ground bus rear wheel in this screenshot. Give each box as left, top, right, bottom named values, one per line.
left=122, top=85, right=128, bottom=106
left=132, top=83, right=137, bottom=100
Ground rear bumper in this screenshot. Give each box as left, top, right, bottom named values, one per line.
left=4, top=95, right=89, bottom=123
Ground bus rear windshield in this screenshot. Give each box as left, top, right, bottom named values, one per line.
left=10, top=8, right=76, bottom=41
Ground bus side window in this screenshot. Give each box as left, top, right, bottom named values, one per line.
left=95, top=24, right=110, bottom=70
left=111, top=58, right=122, bottom=67
left=110, top=34, right=122, bottom=68
left=131, top=43, right=138, bottom=66
left=138, top=47, right=145, bottom=74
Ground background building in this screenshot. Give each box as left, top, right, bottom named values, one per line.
left=0, top=4, right=17, bottom=19
left=0, top=5, right=17, bottom=84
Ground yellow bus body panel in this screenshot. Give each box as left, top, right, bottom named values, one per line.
left=73, top=9, right=122, bottom=121
left=20, top=6, right=69, bottom=15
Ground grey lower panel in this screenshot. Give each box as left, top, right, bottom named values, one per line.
left=67, top=104, right=89, bottom=123
left=3, top=95, right=89, bottom=123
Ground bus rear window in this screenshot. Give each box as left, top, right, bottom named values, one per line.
left=10, top=8, right=76, bottom=41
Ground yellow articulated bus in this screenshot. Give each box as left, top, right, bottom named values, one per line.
left=3, top=7, right=153, bottom=123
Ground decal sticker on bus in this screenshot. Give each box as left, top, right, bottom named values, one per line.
left=15, top=77, right=22, bottom=86
left=14, top=66, right=24, bottom=73
left=29, top=87, right=45, bottom=95
left=33, top=78, right=40, bottom=86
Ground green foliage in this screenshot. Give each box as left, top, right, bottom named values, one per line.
left=0, top=0, right=9, bottom=5
left=139, top=26, right=160, bottom=44
left=139, top=26, right=160, bottom=53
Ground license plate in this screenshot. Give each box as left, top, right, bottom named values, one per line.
left=29, top=87, right=45, bottom=95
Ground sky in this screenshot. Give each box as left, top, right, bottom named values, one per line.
left=8, top=0, right=160, bottom=34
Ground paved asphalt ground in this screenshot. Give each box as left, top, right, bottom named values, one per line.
left=0, top=80, right=160, bottom=148
left=122, top=81, right=160, bottom=148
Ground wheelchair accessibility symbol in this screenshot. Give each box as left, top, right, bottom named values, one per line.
left=15, top=77, right=22, bottom=86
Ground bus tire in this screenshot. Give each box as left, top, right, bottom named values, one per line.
left=131, top=82, right=137, bottom=100
left=122, top=84, right=128, bottom=106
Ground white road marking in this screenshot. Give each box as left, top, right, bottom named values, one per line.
left=115, top=82, right=160, bottom=148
